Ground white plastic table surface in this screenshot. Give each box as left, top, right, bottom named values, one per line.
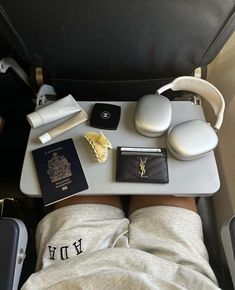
left=20, top=101, right=220, bottom=197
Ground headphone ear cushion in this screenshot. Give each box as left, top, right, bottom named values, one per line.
left=167, top=120, right=218, bottom=160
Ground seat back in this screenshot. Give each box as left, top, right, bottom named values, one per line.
left=0, top=0, right=235, bottom=99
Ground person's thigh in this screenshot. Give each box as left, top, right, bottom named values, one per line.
left=128, top=195, right=197, bottom=214
left=36, top=201, right=129, bottom=271
left=128, top=204, right=217, bottom=282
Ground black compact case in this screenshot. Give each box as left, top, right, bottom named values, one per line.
left=116, top=147, right=169, bottom=183
left=90, top=103, right=121, bottom=130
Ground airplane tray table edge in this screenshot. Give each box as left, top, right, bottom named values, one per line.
left=20, top=101, right=220, bottom=197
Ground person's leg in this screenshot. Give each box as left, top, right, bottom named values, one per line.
left=128, top=195, right=197, bottom=215
left=36, top=195, right=128, bottom=271
left=127, top=195, right=218, bottom=286
left=55, top=195, right=123, bottom=210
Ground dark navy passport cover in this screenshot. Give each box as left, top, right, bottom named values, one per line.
left=32, top=138, right=88, bottom=206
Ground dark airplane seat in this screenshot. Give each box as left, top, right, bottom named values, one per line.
left=0, top=33, right=35, bottom=196
left=1, top=1, right=235, bottom=100
left=0, top=1, right=235, bottom=288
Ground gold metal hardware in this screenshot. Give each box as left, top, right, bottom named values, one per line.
left=35, top=67, right=44, bottom=87
left=138, top=157, right=148, bottom=178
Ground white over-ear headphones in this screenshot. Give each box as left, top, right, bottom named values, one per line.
left=135, top=76, right=225, bottom=160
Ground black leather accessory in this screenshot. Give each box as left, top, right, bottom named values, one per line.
left=116, top=147, right=169, bottom=183
left=90, top=103, right=121, bottom=130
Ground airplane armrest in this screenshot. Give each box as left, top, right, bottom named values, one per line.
left=0, top=218, right=28, bottom=290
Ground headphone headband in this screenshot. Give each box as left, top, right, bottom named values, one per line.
left=157, top=76, right=225, bottom=130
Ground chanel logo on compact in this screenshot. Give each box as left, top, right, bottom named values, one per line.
left=101, top=111, right=111, bottom=119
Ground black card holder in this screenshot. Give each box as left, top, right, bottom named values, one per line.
left=116, top=147, right=169, bottom=183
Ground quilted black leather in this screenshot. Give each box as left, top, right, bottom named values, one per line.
left=116, top=147, right=168, bottom=183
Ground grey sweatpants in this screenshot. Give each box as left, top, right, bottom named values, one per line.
left=35, top=204, right=217, bottom=282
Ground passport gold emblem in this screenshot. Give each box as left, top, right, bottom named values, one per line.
left=47, top=152, right=72, bottom=183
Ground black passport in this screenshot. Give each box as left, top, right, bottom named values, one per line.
left=32, top=138, right=88, bottom=206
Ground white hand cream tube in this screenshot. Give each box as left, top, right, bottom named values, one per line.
left=27, top=94, right=81, bottom=128
left=38, top=110, right=88, bottom=144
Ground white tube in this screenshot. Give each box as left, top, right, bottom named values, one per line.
left=27, top=94, right=82, bottom=128
left=38, top=110, right=88, bottom=144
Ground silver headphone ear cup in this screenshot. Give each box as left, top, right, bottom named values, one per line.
left=167, top=119, right=218, bottom=160
left=134, top=94, right=172, bottom=137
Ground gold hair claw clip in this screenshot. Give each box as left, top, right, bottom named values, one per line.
left=84, top=131, right=112, bottom=162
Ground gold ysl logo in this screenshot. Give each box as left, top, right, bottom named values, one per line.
left=138, top=157, right=148, bottom=178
